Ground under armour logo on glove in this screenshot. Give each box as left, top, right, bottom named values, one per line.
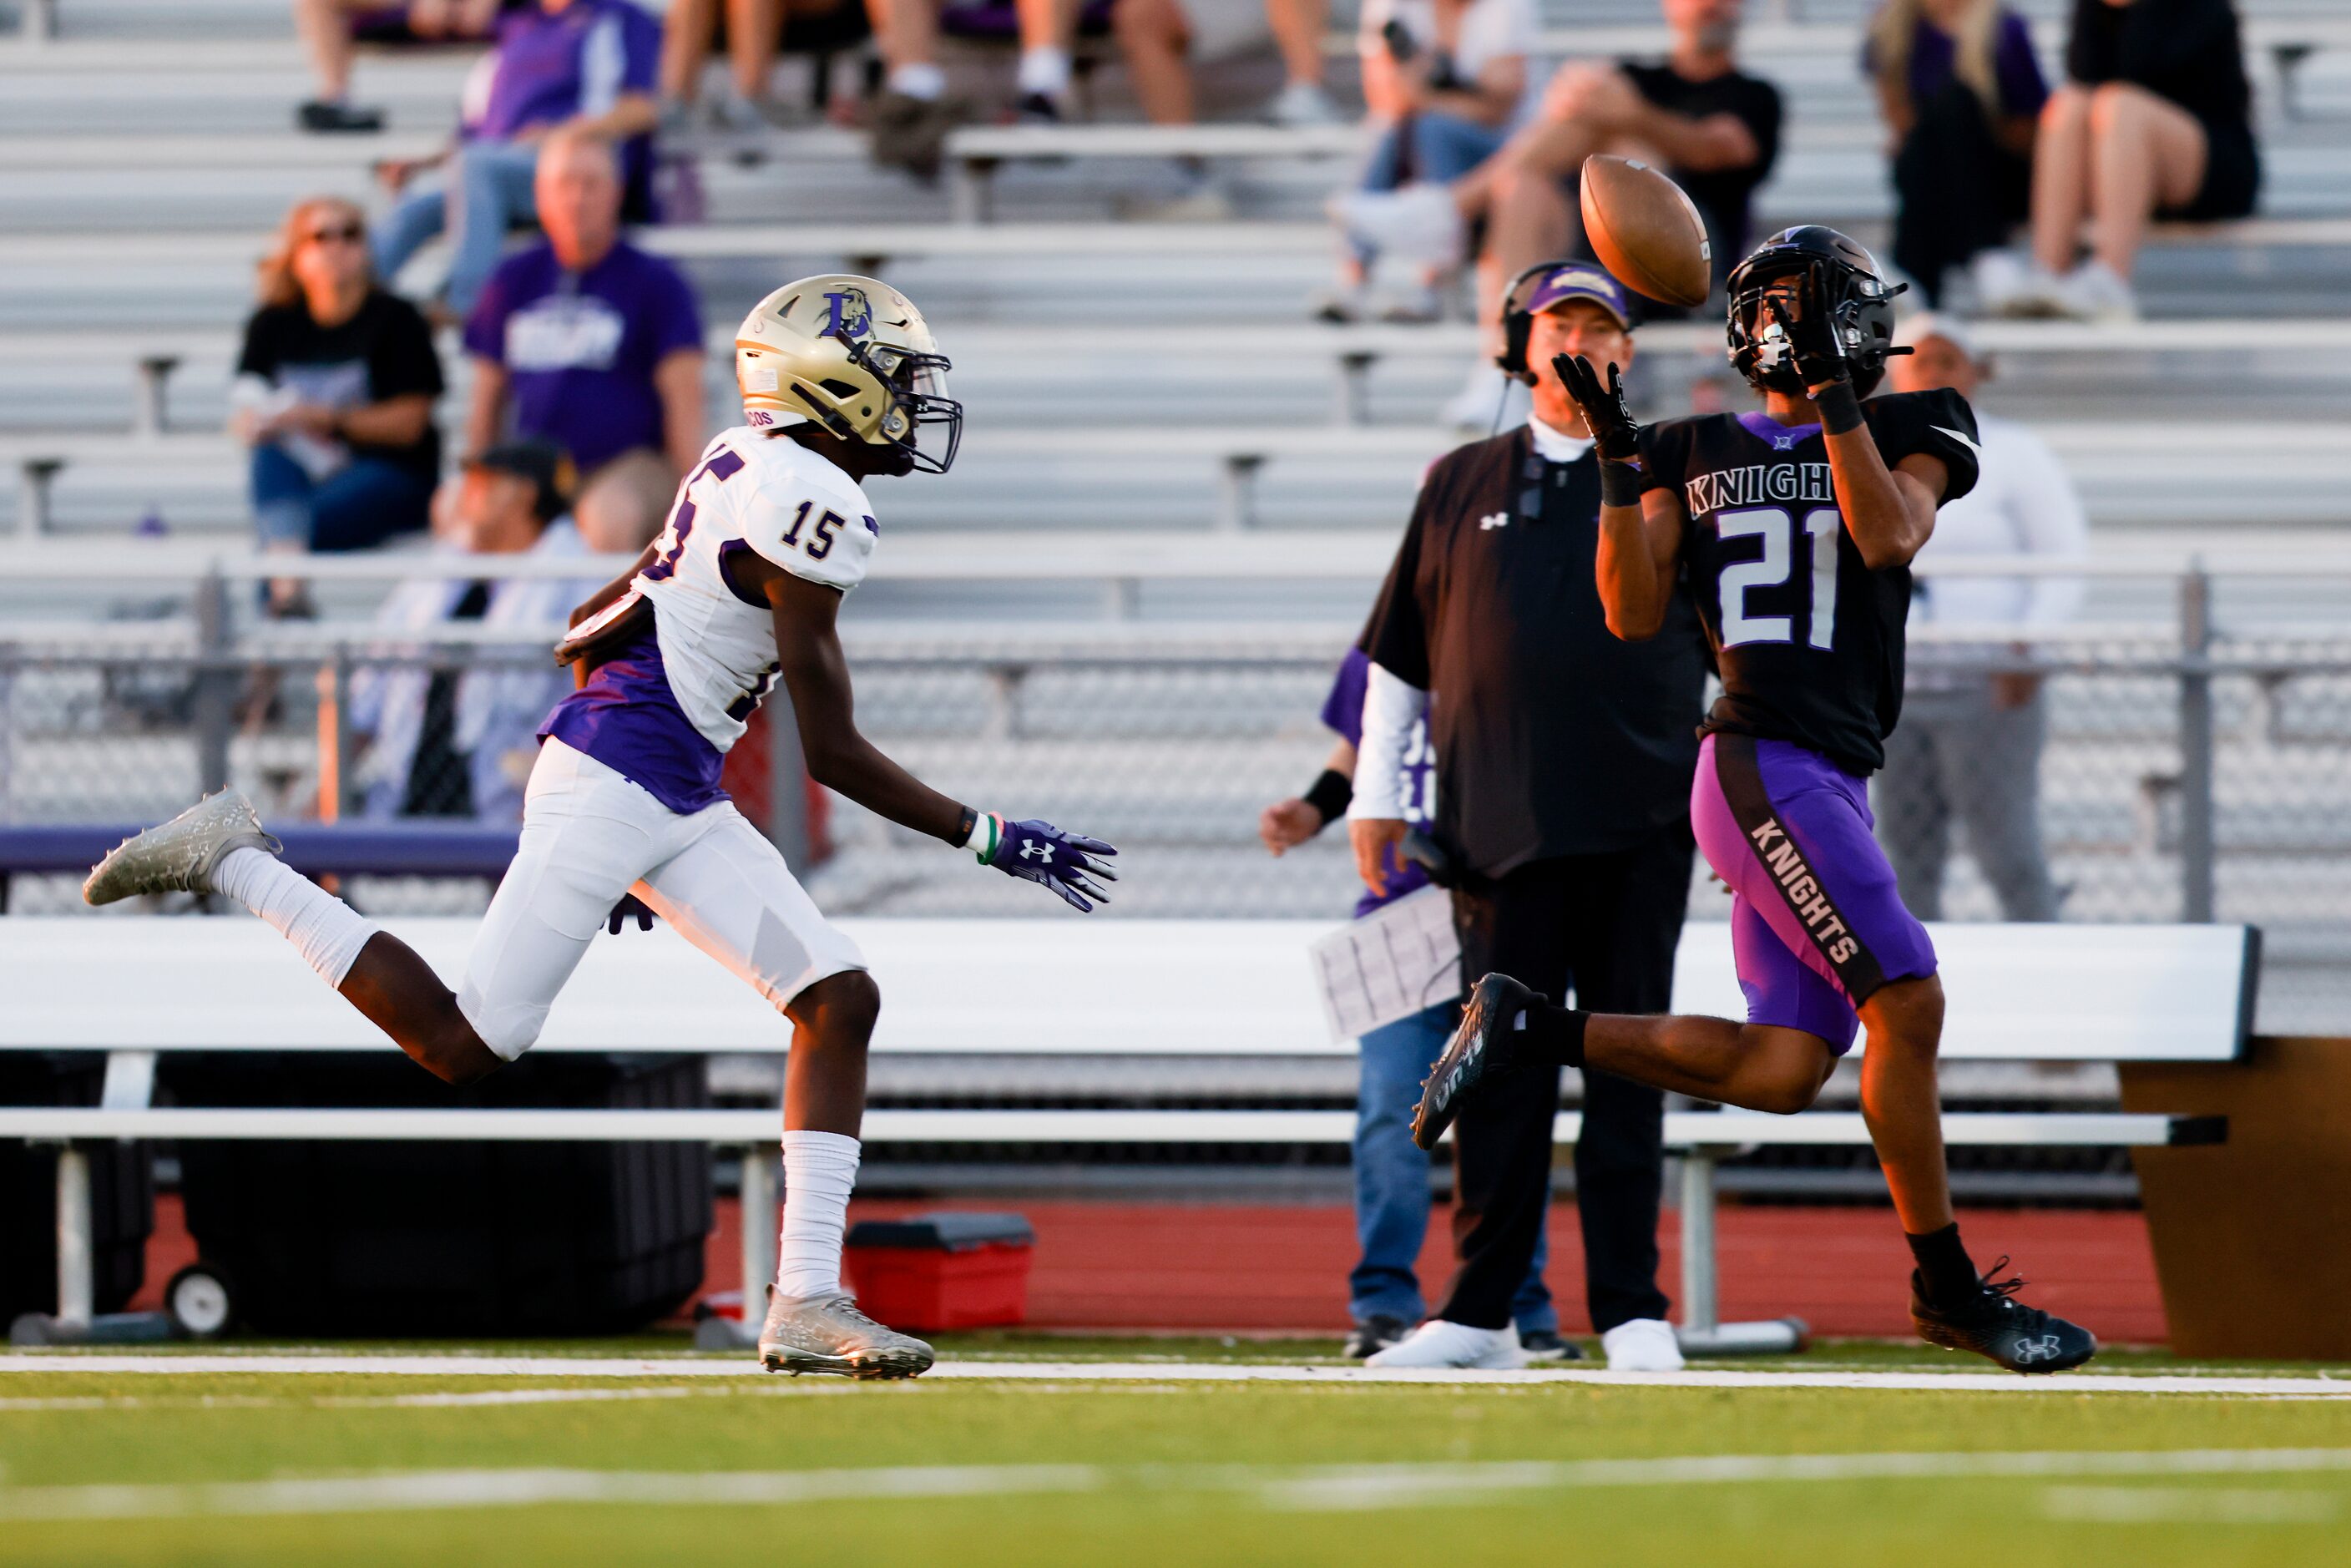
left=986, top=817, right=1118, bottom=913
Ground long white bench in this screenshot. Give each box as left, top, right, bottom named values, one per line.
left=3, top=916, right=2250, bottom=1349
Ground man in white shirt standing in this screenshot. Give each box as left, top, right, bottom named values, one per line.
left=1877, top=314, right=2089, bottom=921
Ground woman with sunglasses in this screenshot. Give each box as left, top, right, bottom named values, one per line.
left=234, top=197, right=447, bottom=611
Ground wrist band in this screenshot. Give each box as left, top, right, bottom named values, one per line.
left=1810, top=379, right=1863, bottom=435
left=1598, top=460, right=1645, bottom=508
left=1302, top=768, right=1352, bottom=827
left=963, top=810, right=1004, bottom=864
left=953, top=805, right=977, bottom=847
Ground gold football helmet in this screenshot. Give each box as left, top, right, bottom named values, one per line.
left=732, top=274, right=962, bottom=473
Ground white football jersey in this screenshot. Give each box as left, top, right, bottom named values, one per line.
left=631, top=426, right=879, bottom=751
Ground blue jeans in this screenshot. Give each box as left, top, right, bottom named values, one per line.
left=1351, top=999, right=1555, bottom=1333
left=250, top=445, right=433, bottom=554
left=1362, top=111, right=1510, bottom=193
left=372, top=137, right=541, bottom=315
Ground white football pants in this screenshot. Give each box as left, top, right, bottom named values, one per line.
left=457, top=736, right=867, bottom=1059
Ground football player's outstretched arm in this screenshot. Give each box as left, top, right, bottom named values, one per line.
left=1558, top=352, right=1681, bottom=640
left=569, top=542, right=660, bottom=629
left=1819, top=430, right=1944, bottom=571
left=761, top=564, right=1119, bottom=912
left=763, top=567, right=968, bottom=842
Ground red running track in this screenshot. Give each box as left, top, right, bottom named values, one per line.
left=131, top=1195, right=2166, bottom=1343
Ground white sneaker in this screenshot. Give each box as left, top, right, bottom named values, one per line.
left=2055, top=260, right=2139, bottom=323
left=1984, top=260, right=2068, bottom=319
left=1439, top=364, right=1527, bottom=432
left=1968, top=249, right=2030, bottom=314
left=1267, top=80, right=1343, bottom=126
left=1600, top=1318, right=1686, bottom=1372
left=1332, top=184, right=1464, bottom=271
left=1365, top=1319, right=1527, bottom=1370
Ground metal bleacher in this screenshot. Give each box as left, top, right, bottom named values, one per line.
left=1, top=0, right=2348, bottom=1199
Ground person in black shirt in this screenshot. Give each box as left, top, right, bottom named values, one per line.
left=1346, top=0, right=1781, bottom=423
left=1415, top=229, right=2100, bottom=1375
left=1347, top=264, right=1711, bottom=1371
left=2009, top=0, right=2258, bottom=321
left=235, top=197, right=445, bottom=610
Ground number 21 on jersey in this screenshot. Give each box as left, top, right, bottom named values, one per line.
left=1717, top=505, right=1841, bottom=651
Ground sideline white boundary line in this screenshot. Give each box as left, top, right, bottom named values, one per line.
left=3, top=1355, right=2349, bottom=1397
left=6, top=1450, right=2351, bottom=1522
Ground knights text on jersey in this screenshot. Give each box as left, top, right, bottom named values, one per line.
left=1640, top=388, right=1980, bottom=776
left=632, top=425, right=879, bottom=751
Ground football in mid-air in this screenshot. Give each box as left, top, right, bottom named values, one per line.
left=1579, top=154, right=1713, bottom=309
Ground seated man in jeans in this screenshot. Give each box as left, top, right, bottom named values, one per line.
left=1260, top=647, right=1567, bottom=1360
left=372, top=0, right=661, bottom=318
left=351, top=440, right=597, bottom=822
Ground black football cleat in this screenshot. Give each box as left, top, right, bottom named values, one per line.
left=1911, top=1260, right=2097, bottom=1374
left=1411, top=972, right=1545, bottom=1151
left=1343, top=1315, right=1411, bottom=1359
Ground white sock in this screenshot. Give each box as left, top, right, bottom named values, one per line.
left=1016, top=47, right=1070, bottom=99
left=887, top=63, right=945, bottom=101
left=213, top=847, right=375, bottom=989
left=776, top=1130, right=861, bottom=1300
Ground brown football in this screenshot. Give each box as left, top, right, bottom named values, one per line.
left=1579, top=154, right=1712, bottom=309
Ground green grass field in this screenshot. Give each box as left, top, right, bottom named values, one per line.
left=6, top=1337, right=2350, bottom=1566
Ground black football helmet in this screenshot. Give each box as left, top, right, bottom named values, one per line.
left=1726, top=226, right=1906, bottom=397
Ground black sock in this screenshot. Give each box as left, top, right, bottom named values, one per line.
left=1907, top=1222, right=1980, bottom=1309
left=1511, top=998, right=1587, bottom=1069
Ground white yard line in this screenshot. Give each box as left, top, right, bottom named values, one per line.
left=3, top=1354, right=2348, bottom=1398
left=5, top=1451, right=2351, bottom=1523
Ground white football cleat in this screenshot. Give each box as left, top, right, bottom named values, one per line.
left=1600, top=1317, right=1686, bottom=1372
left=1365, top=1319, right=1527, bottom=1370
left=82, top=792, right=282, bottom=907
left=756, top=1287, right=935, bottom=1379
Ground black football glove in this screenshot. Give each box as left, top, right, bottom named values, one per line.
left=605, top=893, right=656, bottom=934
left=1551, top=353, right=1641, bottom=463
left=1775, top=260, right=1852, bottom=388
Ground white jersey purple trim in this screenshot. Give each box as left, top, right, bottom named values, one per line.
left=539, top=619, right=727, bottom=815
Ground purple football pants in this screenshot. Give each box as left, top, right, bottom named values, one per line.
left=1690, top=731, right=1938, bottom=1053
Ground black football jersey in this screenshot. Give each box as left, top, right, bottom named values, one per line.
left=1639, top=389, right=1981, bottom=775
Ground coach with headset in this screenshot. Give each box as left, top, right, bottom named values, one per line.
left=1347, top=262, right=1711, bottom=1372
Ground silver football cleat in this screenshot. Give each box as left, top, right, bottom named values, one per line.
left=756, top=1286, right=935, bottom=1379
left=82, top=791, right=283, bottom=907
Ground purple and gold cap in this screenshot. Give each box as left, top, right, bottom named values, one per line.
left=1524, top=263, right=1633, bottom=329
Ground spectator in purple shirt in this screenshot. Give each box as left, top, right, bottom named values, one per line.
left=372, top=0, right=661, bottom=319
left=1863, top=0, right=2048, bottom=308
left=461, top=129, right=705, bottom=552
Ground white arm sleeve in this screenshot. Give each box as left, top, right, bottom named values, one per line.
left=2007, top=429, right=2090, bottom=627
left=1347, top=661, right=1428, bottom=822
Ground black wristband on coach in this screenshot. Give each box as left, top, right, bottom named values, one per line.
left=1598, top=459, right=1646, bottom=508
left=1810, top=378, right=1864, bottom=436
left=1302, top=768, right=1352, bottom=827
left=953, top=804, right=978, bottom=847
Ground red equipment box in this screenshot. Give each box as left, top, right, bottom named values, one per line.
left=842, top=1212, right=1034, bottom=1332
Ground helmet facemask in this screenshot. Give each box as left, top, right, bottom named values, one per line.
left=1725, top=229, right=1904, bottom=399
left=848, top=337, right=962, bottom=476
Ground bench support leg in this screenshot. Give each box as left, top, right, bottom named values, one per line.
left=18, top=459, right=63, bottom=539
left=134, top=356, right=180, bottom=439
left=1672, top=1143, right=1809, bottom=1358
left=952, top=159, right=998, bottom=225
left=740, top=1143, right=778, bottom=1325
left=1336, top=353, right=1375, bottom=427
left=55, top=1146, right=94, bottom=1331
left=1216, top=456, right=1264, bottom=533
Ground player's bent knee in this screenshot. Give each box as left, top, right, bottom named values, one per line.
left=790, top=968, right=881, bottom=1050
left=1860, top=973, right=1945, bottom=1054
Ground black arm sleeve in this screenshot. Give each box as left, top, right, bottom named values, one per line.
left=1357, top=479, right=1438, bottom=690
